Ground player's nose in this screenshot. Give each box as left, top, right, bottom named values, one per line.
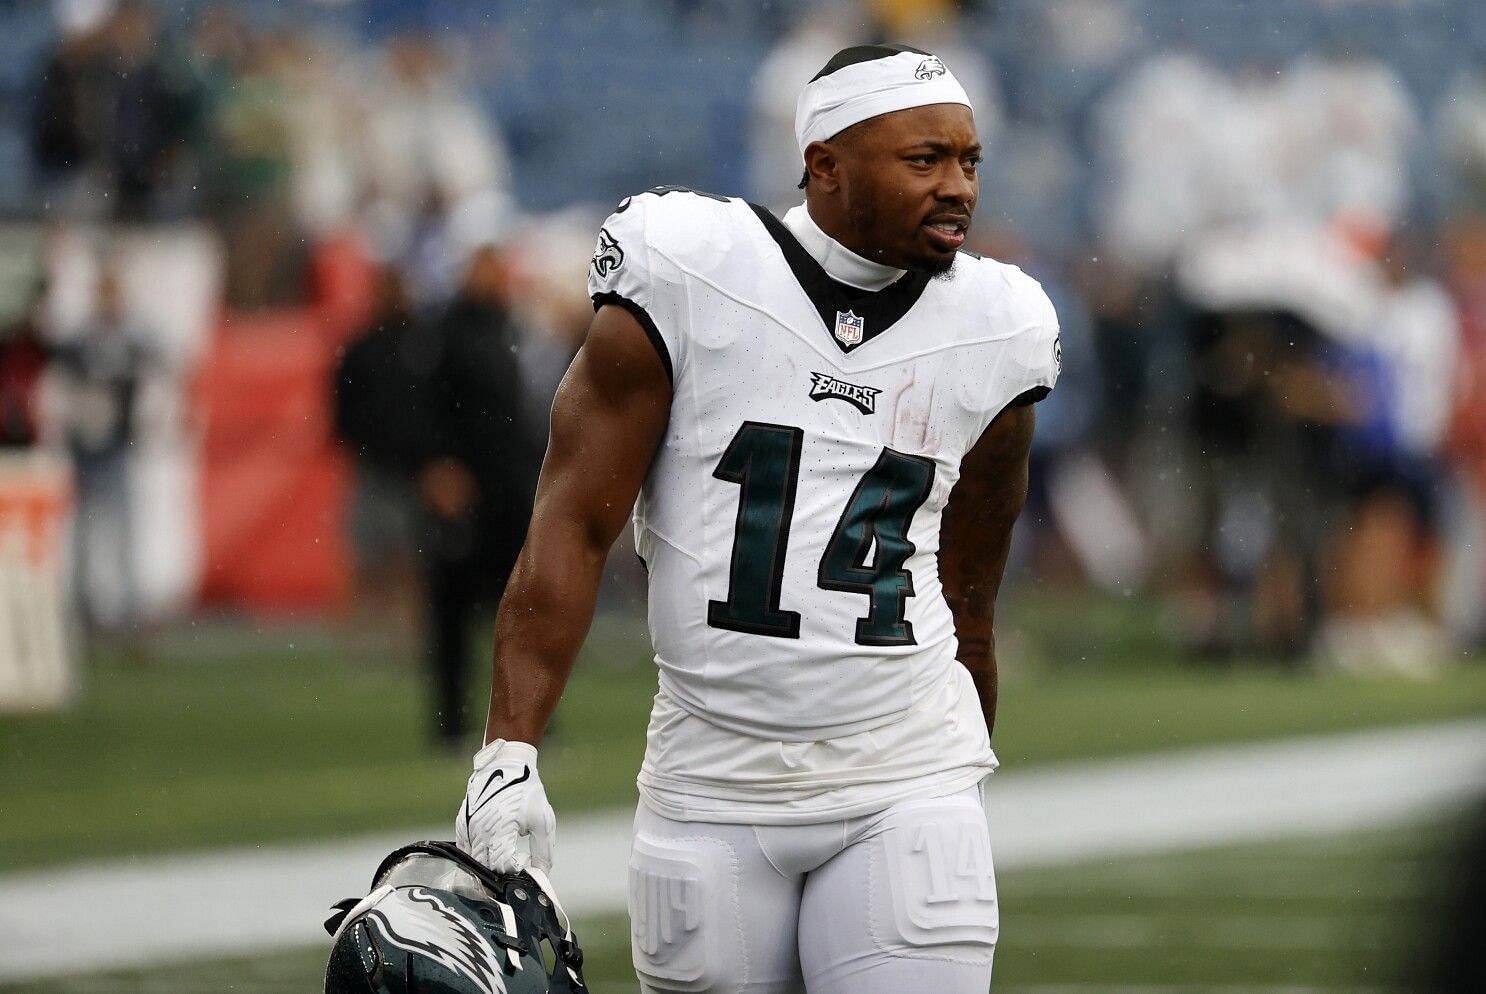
left=935, top=162, right=976, bottom=208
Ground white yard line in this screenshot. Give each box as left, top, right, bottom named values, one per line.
left=1, top=718, right=1483, bottom=982
left=1010, top=912, right=1385, bottom=950
left=1009, top=986, right=1388, bottom=994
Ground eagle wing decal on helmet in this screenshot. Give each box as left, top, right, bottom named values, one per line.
left=364, top=887, right=510, bottom=994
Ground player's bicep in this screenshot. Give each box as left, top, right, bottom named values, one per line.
left=942, top=404, right=1035, bottom=589
left=533, top=304, right=672, bottom=548
left=956, top=404, right=1034, bottom=523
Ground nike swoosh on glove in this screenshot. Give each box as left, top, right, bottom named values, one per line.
left=455, top=739, right=556, bottom=873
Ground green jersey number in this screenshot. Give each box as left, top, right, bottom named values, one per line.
left=707, top=421, right=936, bottom=646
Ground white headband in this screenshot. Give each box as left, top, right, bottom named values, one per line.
left=795, top=49, right=973, bottom=156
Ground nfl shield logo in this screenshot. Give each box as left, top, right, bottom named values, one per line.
left=834, top=310, right=864, bottom=347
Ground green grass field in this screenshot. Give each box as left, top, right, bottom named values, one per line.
left=5, top=816, right=1461, bottom=993
left=3, top=592, right=1481, bottom=992
left=3, top=594, right=1485, bottom=872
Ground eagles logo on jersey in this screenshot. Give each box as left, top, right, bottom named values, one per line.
left=590, top=229, right=624, bottom=279
left=587, top=188, right=1059, bottom=743
left=809, top=372, right=880, bottom=414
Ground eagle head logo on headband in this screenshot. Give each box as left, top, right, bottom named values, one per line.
left=914, top=56, right=947, bottom=80
left=795, top=44, right=973, bottom=157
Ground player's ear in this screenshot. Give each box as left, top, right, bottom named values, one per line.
left=802, top=141, right=842, bottom=194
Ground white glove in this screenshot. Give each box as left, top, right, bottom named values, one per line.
left=455, top=739, right=556, bottom=873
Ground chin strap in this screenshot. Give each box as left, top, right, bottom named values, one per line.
left=522, top=867, right=568, bottom=934
left=523, top=866, right=586, bottom=990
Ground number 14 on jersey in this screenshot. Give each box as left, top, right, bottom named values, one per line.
left=706, top=421, right=936, bottom=647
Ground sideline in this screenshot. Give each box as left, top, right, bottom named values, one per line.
left=1, top=718, right=1483, bottom=982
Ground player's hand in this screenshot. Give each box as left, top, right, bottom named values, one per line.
left=455, top=739, right=556, bottom=873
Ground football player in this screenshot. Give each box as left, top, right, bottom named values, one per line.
left=457, top=44, right=1060, bottom=993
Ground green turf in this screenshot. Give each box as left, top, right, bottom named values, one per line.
left=5, top=817, right=1460, bottom=993
left=992, top=821, right=1458, bottom=991
left=2, top=594, right=1483, bottom=871
left=0, top=615, right=659, bottom=873
left=993, top=661, right=1486, bottom=768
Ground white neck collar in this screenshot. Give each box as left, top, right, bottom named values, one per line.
left=781, top=203, right=906, bottom=292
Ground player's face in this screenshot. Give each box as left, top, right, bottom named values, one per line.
left=836, top=103, right=981, bottom=273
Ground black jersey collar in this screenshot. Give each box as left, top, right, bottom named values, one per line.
left=748, top=203, right=931, bottom=355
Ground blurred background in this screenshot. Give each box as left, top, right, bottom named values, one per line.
left=1, top=0, right=1486, bottom=991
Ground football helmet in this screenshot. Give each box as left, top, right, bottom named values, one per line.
left=324, top=840, right=587, bottom=994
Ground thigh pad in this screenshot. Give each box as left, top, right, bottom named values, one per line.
left=628, top=829, right=738, bottom=993
left=872, top=795, right=999, bottom=955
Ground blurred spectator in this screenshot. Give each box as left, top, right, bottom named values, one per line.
left=1440, top=221, right=1486, bottom=648
left=748, top=6, right=862, bottom=211
left=280, top=34, right=363, bottom=240
left=1372, top=234, right=1460, bottom=469
left=974, top=228, right=1128, bottom=588
left=333, top=266, right=432, bottom=649
left=202, top=27, right=300, bottom=308
left=1080, top=259, right=1163, bottom=463
left=29, top=16, right=111, bottom=216
left=102, top=1, right=196, bottom=219
left=505, top=213, right=602, bottom=445
left=0, top=290, right=49, bottom=449
left=1096, top=49, right=1419, bottom=273
left=48, top=264, right=162, bottom=636
left=1169, top=223, right=1393, bottom=657
left=1164, top=220, right=1461, bottom=668
left=1315, top=233, right=1459, bottom=675
left=417, top=244, right=535, bottom=748
left=1176, top=308, right=1337, bottom=657
left=360, top=34, right=514, bottom=268
left=1095, top=52, right=1236, bottom=272
left=30, top=1, right=197, bottom=221
left=1278, top=51, right=1418, bottom=238
left=1211, top=64, right=1291, bottom=228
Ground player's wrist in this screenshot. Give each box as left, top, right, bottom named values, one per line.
left=473, top=737, right=539, bottom=771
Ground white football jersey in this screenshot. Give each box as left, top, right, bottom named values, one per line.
left=588, top=189, right=1059, bottom=818
left=585, top=187, right=1063, bottom=736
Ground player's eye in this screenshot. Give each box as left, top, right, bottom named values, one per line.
left=907, top=153, right=936, bottom=166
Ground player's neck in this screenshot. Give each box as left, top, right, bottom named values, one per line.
left=784, top=203, right=906, bottom=292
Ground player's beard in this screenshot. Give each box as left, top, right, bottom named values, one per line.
left=932, top=259, right=961, bottom=281
left=845, top=193, right=962, bottom=276
left=924, top=249, right=960, bottom=276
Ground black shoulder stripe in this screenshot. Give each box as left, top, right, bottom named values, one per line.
left=645, top=185, right=730, bottom=203
left=1008, top=385, right=1051, bottom=408
left=809, top=43, right=930, bottom=82
left=975, top=384, right=1051, bottom=446
left=592, top=291, right=674, bottom=384
left=614, top=187, right=729, bottom=215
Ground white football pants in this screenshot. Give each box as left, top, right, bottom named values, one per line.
left=628, top=785, right=997, bottom=994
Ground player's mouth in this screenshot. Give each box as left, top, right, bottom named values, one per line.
left=921, top=213, right=969, bottom=251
